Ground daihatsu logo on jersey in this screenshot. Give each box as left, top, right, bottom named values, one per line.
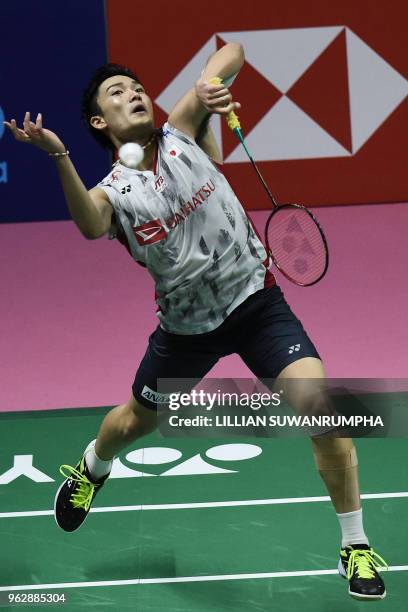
left=165, top=179, right=216, bottom=230
left=133, top=219, right=167, bottom=245
left=155, top=28, right=408, bottom=161
left=134, top=178, right=216, bottom=244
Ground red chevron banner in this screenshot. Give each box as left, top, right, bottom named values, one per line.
left=107, top=0, right=407, bottom=207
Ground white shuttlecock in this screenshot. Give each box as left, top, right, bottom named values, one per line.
left=119, top=142, right=144, bottom=168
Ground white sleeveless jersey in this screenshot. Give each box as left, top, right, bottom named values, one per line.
left=97, top=122, right=273, bottom=334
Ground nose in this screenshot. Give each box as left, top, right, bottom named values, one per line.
left=128, top=88, right=141, bottom=103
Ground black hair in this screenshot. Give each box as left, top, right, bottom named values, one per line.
left=81, top=63, right=142, bottom=151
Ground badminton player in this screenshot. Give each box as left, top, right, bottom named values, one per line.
left=4, top=42, right=387, bottom=600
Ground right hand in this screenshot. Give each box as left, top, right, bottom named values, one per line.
left=3, top=112, right=66, bottom=154
left=195, top=79, right=241, bottom=116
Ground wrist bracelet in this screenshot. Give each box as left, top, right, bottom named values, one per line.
left=49, top=150, right=70, bottom=158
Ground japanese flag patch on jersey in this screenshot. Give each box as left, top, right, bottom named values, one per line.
left=168, top=144, right=182, bottom=158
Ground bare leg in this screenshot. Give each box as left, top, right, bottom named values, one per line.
left=277, top=357, right=360, bottom=513
left=310, top=437, right=360, bottom=512
left=94, top=395, right=157, bottom=461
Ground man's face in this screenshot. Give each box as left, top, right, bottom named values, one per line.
left=93, top=75, right=154, bottom=145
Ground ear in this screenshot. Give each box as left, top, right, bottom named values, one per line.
left=90, top=115, right=107, bottom=131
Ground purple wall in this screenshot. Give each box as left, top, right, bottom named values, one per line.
left=1, top=204, right=407, bottom=412
left=0, top=0, right=110, bottom=223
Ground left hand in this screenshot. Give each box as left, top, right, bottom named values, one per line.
left=195, top=79, right=241, bottom=115
left=4, top=112, right=66, bottom=154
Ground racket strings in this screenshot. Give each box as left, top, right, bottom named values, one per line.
left=266, top=207, right=327, bottom=285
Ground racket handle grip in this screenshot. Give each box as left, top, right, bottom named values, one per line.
left=208, top=77, right=241, bottom=131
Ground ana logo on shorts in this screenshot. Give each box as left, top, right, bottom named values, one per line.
left=141, top=385, right=171, bottom=404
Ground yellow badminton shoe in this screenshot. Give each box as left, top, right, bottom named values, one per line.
left=338, top=544, right=387, bottom=600
left=54, top=456, right=108, bottom=532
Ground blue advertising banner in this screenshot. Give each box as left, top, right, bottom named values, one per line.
left=0, top=0, right=110, bottom=223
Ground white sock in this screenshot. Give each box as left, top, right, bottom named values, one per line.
left=83, top=439, right=113, bottom=481
left=337, top=508, right=369, bottom=548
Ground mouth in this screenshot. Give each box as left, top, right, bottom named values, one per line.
left=131, top=103, right=146, bottom=115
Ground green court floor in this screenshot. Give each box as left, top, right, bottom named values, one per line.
left=0, top=407, right=407, bottom=610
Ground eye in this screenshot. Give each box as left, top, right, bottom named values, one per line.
left=136, top=87, right=145, bottom=94
left=112, top=89, right=123, bottom=96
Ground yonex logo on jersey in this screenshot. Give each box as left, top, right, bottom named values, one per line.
left=289, top=344, right=301, bottom=354
left=133, top=220, right=167, bottom=245
left=141, top=385, right=171, bottom=404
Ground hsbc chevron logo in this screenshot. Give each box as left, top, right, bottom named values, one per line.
left=156, top=27, right=408, bottom=162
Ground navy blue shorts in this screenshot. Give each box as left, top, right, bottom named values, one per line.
left=132, top=285, right=320, bottom=410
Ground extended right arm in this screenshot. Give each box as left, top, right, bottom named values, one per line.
left=4, top=112, right=113, bottom=239
left=52, top=155, right=113, bottom=239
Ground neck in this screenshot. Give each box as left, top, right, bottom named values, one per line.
left=138, top=131, right=157, bottom=171
left=141, top=131, right=156, bottom=150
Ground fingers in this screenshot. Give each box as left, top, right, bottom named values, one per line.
left=207, top=83, right=224, bottom=92
left=204, top=86, right=231, bottom=106
left=4, top=118, right=31, bottom=142
left=207, top=84, right=229, bottom=96
left=212, top=101, right=241, bottom=116
left=207, top=92, right=232, bottom=107
left=3, top=112, right=44, bottom=142
left=28, top=113, right=43, bottom=136
left=23, top=111, right=41, bottom=136
left=197, top=81, right=225, bottom=96
left=198, top=82, right=241, bottom=115
left=23, top=111, right=31, bottom=134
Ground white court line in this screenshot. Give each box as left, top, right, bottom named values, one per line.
left=0, top=566, right=407, bottom=592
left=0, top=490, right=408, bottom=519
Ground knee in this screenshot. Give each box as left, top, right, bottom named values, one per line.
left=122, top=396, right=157, bottom=439
left=281, top=378, right=331, bottom=419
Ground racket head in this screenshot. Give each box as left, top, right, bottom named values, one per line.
left=264, top=204, right=329, bottom=286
